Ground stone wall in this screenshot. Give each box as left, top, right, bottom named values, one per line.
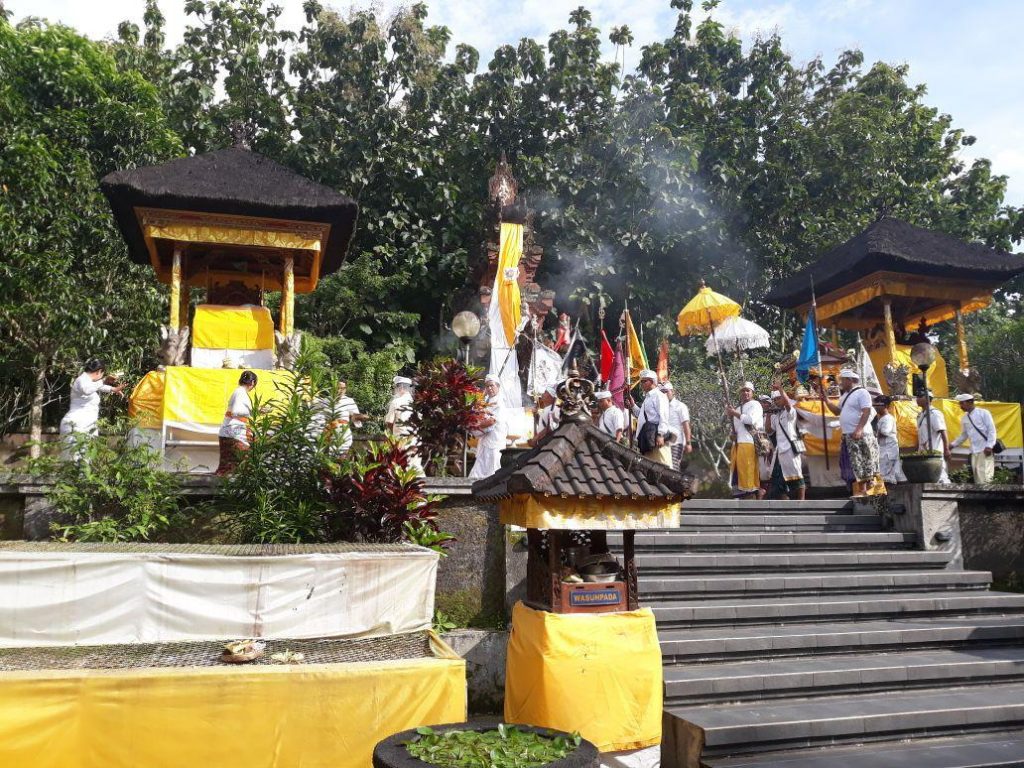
left=888, top=483, right=1024, bottom=580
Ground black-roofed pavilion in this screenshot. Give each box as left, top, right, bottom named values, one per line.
left=100, top=144, right=358, bottom=335
left=764, top=217, right=1024, bottom=379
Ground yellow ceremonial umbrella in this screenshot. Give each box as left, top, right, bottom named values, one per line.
left=677, top=280, right=742, bottom=402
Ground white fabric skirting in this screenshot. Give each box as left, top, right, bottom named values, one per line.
left=0, top=547, right=438, bottom=647
left=191, top=347, right=275, bottom=370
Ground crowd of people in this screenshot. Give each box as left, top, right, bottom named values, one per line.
left=60, top=358, right=1004, bottom=492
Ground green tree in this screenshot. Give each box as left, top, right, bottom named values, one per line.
left=0, top=18, right=181, bottom=448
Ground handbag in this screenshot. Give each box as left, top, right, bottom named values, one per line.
left=637, top=421, right=659, bottom=455
left=966, top=411, right=1004, bottom=454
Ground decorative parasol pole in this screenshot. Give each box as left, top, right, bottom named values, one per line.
left=707, top=306, right=732, bottom=407
left=812, top=277, right=830, bottom=470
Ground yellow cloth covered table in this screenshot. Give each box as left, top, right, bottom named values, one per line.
left=0, top=649, right=466, bottom=768
left=499, top=495, right=680, bottom=530
left=129, top=367, right=294, bottom=431
left=192, top=304, right=275, bottom=350
left=504, top=601, right=662, bottom=752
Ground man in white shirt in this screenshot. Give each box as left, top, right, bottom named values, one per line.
left=660, top=381, right=692, bottom=470
left=386, top=375, right=423, bottom=474
left=312, top=380, right=365, bottom=455
left=60, top=359, right=125, bottom=460
left=824, top=369, right=885, bottom=499
left=627, top=369, right=671, bottom=466
left=532, top=385, right=561, bottom=444
left=725, top=381, right=764, bottom=498
left=951, top=393, right=997, bottom=484
left=595, top=390, right=625, bottom=442
left=916, top=390, right=950, bottom=484
left=470, top=374, right=508, bottom=479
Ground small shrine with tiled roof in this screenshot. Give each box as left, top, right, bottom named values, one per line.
left=473, top=371, right=691, bottom=613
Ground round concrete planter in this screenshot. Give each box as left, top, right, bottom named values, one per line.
left=901, top=454, right=944, bottom=483
left=372, top=723, right=599, bottom=768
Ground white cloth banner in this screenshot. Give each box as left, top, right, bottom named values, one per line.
left=191, top=347, right=275, bottom=370
left=0, top=545, right=437, bottom=647
left=527, top=343, right=563, bottom=399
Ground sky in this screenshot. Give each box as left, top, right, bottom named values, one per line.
left=13, top=0, right=1024, bottom=207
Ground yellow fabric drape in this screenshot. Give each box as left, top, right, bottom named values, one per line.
left=504, top=602, right=662, bottom=753
left=128, top=371, right=165, bottom=429
left=0, top=652, right=466, bottom=768
left=891, top=399, right=1024, bottom=451
left=145, top=222, right=321, bottom=252
left=129, top=367, right=295, bottom=429
left=625, top=310, right=648, bottom=383
left=192, top=304, right=275, bottom=350
left=499, top=494, right=681, bottom=530
left=868, top=343, right=949, bottom=398
left=795, top=399, right=1023, bottom=457
left=497, top=223, right=524, bottom=347
left=812, top=274, right=992, bottom=328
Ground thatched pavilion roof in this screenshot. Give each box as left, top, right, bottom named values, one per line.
left=765, top=217, right=1024, bottom=309
left=100, top=147, right=358, bottom=281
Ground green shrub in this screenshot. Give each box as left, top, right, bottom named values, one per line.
left=28, top=420, right=181, bottom=542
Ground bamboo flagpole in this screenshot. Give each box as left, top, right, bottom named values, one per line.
left=811, top=277, right=830, bottom=470
left=707, top=308, right=732, bottom=407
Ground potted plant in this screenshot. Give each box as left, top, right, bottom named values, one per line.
left=900, top=450, right=945, bottom=483
left=373, top=723, right=599, bottom=768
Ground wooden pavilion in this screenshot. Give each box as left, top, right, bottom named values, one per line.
left=101, top=142, right=357, bottom=336
left=100, top=140, right=358, bottom=469
left=765, top=217, right=1024, bottom=393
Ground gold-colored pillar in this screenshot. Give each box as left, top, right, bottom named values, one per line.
left=169, top=244, right=182, bottom=329
left=179, top=284, right=190, bottom=330
left=955, top=307, right=970, bottom=371
left=281, top=254, right=295, bottom=336
left=882, top=298, right=898, bottom=361
left=831, top=326, right=839, bottom=347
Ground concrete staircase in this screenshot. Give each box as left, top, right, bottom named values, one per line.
left=618, top=499, right=1024, bottom=768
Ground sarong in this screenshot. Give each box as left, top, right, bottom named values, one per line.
left=216, top=436, right=246, bottom=475
left=730, top=442, right=760, bottom=496
left=841, top=432, right=886, bottom=497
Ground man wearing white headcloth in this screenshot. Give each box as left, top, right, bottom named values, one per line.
left=595, top=390, right=625, bottom=443
left=951, top=393, right=997, bottom=484
left=470, top=374, right=508, bottom=479
left=660, top=381, right=692, bottom=470
left=824, top=368, right=885, bottom=499
left=626, top=369, right=671, bottom=466
left=386, top=375, right=423, bottom=474
left=916, top=389, right=951, bottom=484
left=725, top=381, right=764, bottom=498
left=533, top=385, right=561, bottom=444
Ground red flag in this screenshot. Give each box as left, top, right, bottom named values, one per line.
left=600, top=329, right=614, bottom=382
left=609, top=340, right=627, bottom=409
left=657, top=339, right=669, bottom=382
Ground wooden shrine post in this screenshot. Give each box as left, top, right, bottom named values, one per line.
left=169, top=244, right=183, bottom=329
left=882, top=298, right=898, bottom=361
left=955, top=305, right=970, bottom=371
left=281, top=254, right=295, bottom=335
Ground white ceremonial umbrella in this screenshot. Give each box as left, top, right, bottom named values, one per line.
left=704, top=316, right=771, bottom=356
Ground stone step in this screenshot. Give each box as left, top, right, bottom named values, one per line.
left=658, top=615, right=1024, bottom=664
left=640, top=569, right=993, bottom=599
left=625, top=531, right=913, bottom=551
left=681, top=500, right=865, bottom=513
left=651, top=590, right=1024, bottom=628
left=666, top=682, right=1024, bottom=758
left=706, top=731, right=1024, bottom=768
left=676, top=513, right=883, bottom=531
left=664, top=646, right=1024, bottom=704
left=637, top=549, right=953, bottom=575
